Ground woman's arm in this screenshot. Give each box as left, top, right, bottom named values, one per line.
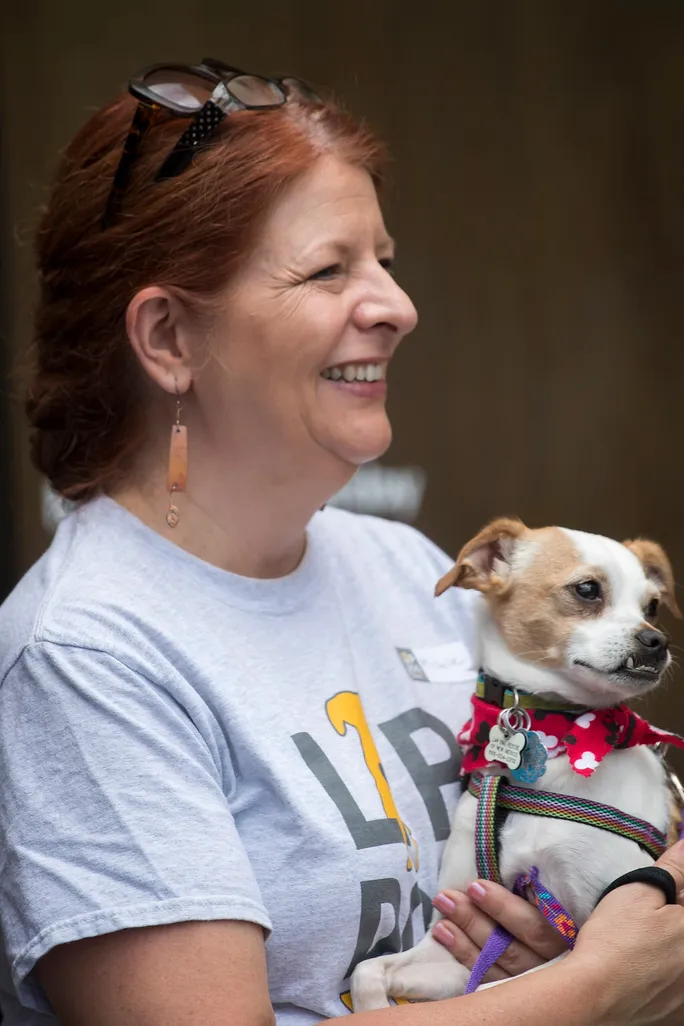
left=39, top=921, right=588, bottom=1026
left=37, top=920, right=275, bottom=1026
left=37, top=842, right=684, bottom=1026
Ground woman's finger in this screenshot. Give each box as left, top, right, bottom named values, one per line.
left=431, top=919, right=509, bottom=984
left=433, top=889, right=554, bottom=975
left=438, top=882, right=568, bottom=962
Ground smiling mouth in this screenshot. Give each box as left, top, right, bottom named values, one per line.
left=574, top=658, right=664, bottom=682
left=320, top=361, right=386, bottom=382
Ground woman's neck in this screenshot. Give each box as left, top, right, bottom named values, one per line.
left=110, top=451, right=353, bottom=579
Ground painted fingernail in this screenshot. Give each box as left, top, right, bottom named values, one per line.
left=467, top=881, right=487, bottom=901
left=432, top=921, right=454, bottom=948
left=432, top=892, right=456, bottom=915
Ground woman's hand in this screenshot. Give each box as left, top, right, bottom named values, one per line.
left=433, top=840, right=684, bottom=1023
left=569, top=840, right=684, bottom=1024
left=431, top=881, right=568, bottom=983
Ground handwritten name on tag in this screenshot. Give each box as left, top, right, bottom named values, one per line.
left=406, top=641, right=473, bottom=683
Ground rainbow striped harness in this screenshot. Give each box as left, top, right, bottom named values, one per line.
left=469, top=770, right=669, bottom=882
left=463, top=770, right=669, bottom=993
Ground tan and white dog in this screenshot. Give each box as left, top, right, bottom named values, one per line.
left=351, top=517, right=683, bottom=1009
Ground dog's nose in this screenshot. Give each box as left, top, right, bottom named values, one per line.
left=635, top=628, right=669, bottom=655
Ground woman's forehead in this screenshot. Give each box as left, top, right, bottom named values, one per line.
left=258, top=155, right=386, bottom=245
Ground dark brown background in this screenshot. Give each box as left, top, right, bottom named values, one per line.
left=2, top=1, right=684, bottom=766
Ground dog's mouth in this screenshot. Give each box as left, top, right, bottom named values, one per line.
left=574, top=657, right=665, bottom=683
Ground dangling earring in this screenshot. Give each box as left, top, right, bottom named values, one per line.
left=166, top=389, right=187, bottom=528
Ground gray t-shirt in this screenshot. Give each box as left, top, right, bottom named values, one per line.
left=0, top=497, right=478, bottom=1024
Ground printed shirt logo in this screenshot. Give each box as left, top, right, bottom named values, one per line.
left=292, top=691, right=462, bottom=1010
left=327, top=692, right=419, bottom=871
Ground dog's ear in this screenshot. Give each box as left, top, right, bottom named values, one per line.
left=623, top=538, right=681, bottom=618
left=435, top=517, right=527, bottom=597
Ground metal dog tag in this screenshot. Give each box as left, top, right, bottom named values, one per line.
left=485, top=724, right=527, bottom=771
left=511, top=730, right=548, bottom=784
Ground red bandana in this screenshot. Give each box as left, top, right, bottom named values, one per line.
left=459, top=694, right=684, bottom=778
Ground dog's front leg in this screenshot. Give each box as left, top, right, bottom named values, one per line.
left=350, top=795, right=479, bottom=1012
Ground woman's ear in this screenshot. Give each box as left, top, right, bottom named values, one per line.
left=126, top=286, right=194, bottom=395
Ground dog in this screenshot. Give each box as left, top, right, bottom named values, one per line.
left=351, top=517, right=684, bottom=1009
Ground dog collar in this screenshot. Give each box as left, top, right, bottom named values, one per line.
left=476, top=672, right=586, bottom=713
left=460, top=685, right=684, bottom=778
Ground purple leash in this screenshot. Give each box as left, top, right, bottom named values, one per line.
left=464, top=869, right=577, bottom=994
left=464, top=925, right=514, bottom=994
left=465, top=768, right=580, bottom=994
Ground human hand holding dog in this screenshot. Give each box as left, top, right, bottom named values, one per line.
left=433, top=840, right=684, bottom=1022
left=570, top=838, right=684, bottom=1024
left=432, top=880, right=569, bottom=983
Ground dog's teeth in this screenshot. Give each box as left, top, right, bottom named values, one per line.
left=626, top=656, right=635, bottom=670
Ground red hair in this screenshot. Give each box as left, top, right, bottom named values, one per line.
left=27, top=87, right=386, bottom=500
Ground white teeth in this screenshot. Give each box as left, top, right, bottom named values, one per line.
left=624, top=657, right=659, bottom=674
left=321, top=362, right=384, bottom=383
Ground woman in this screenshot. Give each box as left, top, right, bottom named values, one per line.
left=0, top=60, right=683, bottom=1026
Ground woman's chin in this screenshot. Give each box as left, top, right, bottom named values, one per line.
left=320, top=421, right=393, bottom=469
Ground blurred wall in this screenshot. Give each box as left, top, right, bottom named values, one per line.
left=2, top=1, right=684, bottom=758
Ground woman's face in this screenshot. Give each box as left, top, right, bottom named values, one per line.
left=194, top=154, right=418, bottom=478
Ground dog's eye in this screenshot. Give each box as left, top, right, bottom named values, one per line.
left=574, top=580, right=602, bottom=602
left=646, top=598, right=660, bottom=620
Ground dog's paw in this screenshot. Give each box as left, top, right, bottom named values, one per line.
left=350, top=959, right=392, bottom=1012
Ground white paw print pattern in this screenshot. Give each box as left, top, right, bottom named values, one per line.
left=535, top=731, right=559, bottom=753
left=459, top=725, right=472, bottom=742
left=575, top=712, right=596, bottom=729
left=575, top=751, right=599, bottom=772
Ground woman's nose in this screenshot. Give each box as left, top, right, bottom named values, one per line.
left=355, top=274, right=418, bottom=337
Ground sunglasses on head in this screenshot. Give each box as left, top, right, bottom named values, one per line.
left=102, top=58, right=321, bottom=229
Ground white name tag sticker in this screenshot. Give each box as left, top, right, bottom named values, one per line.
left=397, top=641, right=473, bottom=683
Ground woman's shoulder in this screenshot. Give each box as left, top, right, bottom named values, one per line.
left=0, top=497, right=175, bottom=682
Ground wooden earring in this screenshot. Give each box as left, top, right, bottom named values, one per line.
left=166, top=394, right=187, bottom=528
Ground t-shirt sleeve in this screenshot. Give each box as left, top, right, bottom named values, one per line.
left=0, top=641, right=271, bottom=1014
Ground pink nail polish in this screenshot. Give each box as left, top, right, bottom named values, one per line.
left=432, top=921, right=454, bottom=948
left=467, top=881, right=487, bottom=900
left=432, top=892, right=456, bottom=915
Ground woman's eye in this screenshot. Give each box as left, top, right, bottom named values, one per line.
left=646, top=598, right=660, bottom=620
left=574, top=580, right=602, bottom=602
left=308, top=264, right=341, bottom=281
left=379, top=257, right=395, bottom=276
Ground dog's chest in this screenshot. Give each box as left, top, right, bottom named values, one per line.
left=495, top=747, right=670, bottom=923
